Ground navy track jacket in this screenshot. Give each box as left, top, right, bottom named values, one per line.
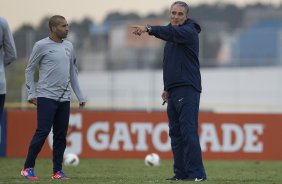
left=150, top=19, right=202, bottom=92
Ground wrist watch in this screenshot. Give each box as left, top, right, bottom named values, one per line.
left=145, top=25, right=152, bottom=32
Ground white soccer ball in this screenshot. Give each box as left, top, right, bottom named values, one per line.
left=144, top=153, right=160, bottom=167
left=63, top=153, right=79, bottom=166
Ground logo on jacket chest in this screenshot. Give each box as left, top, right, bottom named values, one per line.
left=65, top=48, right=71, bottom=59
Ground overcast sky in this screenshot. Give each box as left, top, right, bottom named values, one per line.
left=1, top=0, right=281, bottom=31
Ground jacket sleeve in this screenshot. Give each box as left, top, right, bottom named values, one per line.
left=25, top=43, right=41, bottom=100
left=149, top=24, right=196, bottom=44
left=1, top=19, right=17, bottom=66
left=70, top=49, right=86, bottom=103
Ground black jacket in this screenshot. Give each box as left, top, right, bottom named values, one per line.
left=150, top=19, right=202, bottom=92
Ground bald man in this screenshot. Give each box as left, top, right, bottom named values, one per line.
left=21, top=15, right=86, bottom=180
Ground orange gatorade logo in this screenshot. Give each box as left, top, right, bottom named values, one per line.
left=48, top=112, right=171, bottom=158
left=6, top=110, right=282, bottom=160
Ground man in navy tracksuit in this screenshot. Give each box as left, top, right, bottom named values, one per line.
left=132, top=1, right=206, bottom=182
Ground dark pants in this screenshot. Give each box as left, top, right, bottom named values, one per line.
left=167, top=85, right=206, bottom=179
left=0, top=94, right=5, bottom=124
left=24, top=97, right=70, bottom=173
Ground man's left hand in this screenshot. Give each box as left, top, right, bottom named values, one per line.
left=79, top=102, right=86, bottom=108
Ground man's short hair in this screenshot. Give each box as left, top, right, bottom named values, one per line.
left=171, top=1, right=189, bottom=15
left=49, top=15, right=66, bottom=31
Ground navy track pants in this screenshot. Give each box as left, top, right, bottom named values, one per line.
left=167, top=85, right=206, bottom=179
left=24, top=97, right=70, bottom=173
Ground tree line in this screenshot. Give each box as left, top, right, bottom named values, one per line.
left=13, top=2, right=282, bottom=59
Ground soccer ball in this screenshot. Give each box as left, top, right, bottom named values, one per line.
left=144, top=153, right=160, bottom=167
left=63, top=153, right=79, bottom=166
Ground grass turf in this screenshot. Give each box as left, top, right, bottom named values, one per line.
left=0, top=158, right=281, bottom=184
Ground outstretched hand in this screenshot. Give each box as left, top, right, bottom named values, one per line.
left=131, top=25, right=147, bottom=36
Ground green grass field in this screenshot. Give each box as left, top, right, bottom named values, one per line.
left=0, top=158, right=281, bottom=184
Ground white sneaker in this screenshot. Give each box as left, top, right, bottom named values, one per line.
left=194, top=178, right=207, bottom=182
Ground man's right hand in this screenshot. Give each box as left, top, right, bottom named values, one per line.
left=28, top=98, right=37, bottom=106
left=162, top=91, right=168, bottom=105
left=131, top=25, right=147, bottom=36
